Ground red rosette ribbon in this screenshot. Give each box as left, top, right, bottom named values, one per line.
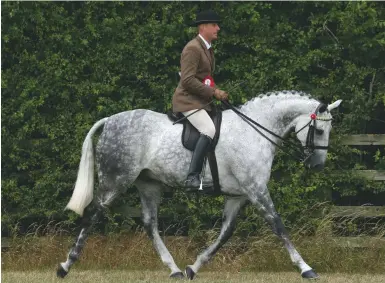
left=202, top=75, right=215, bottom=87
left=310, top=113, right=317, bottom=120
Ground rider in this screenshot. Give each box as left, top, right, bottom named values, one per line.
left=172, top=10, right=229, bottom=191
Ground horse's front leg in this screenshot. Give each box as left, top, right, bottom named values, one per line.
left=249, top=186, right=319, bottom=279
left=186, top=196, right=248, bottom=280
left=137, top=180, right=184, bottom=279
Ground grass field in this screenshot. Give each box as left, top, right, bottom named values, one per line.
left=2, top=232, right=385, bottom=273
left=2, top=225, right=384, bottom=283
left=2, top=270, right=385, bottom=283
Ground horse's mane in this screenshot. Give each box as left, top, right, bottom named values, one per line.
left=240, top=90, right=315, bottom=110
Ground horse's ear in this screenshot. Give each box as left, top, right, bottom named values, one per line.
left=319, top=104, right=328, bottom=113
left=327, top=99, right=342, bottom=112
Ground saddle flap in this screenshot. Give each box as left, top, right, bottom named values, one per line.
left=182, top=107, right=222, bottom=152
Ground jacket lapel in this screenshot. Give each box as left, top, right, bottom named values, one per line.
left=196, top=36, right=214, bottom=72
left=210, top=48, right=215, bottom=72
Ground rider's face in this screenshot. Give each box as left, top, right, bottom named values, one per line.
left=200, top=23, right=220, bottom=42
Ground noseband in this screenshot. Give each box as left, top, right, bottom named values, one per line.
left=294, top=103, right=332, bottom=159
left=222, top=101, right=332, bottom=162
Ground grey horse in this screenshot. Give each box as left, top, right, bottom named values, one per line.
left=58, top=91, right=342, bottom=280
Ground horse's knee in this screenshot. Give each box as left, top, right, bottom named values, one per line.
left=142, top=214, right=155, bottom=239
left=144, top=225, right=153, bottom=239
left=273, top=214, right=287, bottom=236
left=265, top=213, right=287, bottom=237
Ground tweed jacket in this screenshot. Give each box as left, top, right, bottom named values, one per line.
left=172, top=36, right=216, bottom=113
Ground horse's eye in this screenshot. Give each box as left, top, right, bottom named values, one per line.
left=315, top=128, right=324, bottom=135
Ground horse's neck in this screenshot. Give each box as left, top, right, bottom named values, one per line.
left=240, top=95, right=318, bottom=137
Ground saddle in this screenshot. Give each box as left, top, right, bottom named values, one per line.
left=167, top=106, right=223, bottom=195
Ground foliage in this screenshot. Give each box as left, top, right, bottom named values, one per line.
left=2, top=1, right=384, bottom=235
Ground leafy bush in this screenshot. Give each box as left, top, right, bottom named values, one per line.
left=2, top=1, right=384, bottom=235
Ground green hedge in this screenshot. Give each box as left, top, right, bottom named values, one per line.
left=2, top=1, right=384, bottom=235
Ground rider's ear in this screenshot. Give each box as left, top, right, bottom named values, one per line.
left=319, top=104, right=327, bottom=113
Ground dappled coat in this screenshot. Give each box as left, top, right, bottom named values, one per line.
left=172, top=36, right=216, bottom=113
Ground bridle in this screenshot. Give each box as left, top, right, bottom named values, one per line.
left=294, top=103, right=333, bottom=162
left=222, top=100, right=333, bottom=162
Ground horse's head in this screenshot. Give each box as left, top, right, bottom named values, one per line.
left=294, top=99, right=342, bottom=169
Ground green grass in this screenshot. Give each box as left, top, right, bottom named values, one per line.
left=2, top=214, right=385, bottom=277
left=2, top=270, right=385, bottom=283
left=2, top=231, right=385, bottom=274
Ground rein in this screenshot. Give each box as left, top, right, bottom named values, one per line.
left=222, top=100, right=332, bottom=162
left=173, top=80, right=247, bottom=125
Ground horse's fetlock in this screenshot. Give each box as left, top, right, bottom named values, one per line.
left=198, top=254, right=209, bottom=264
left=68, top=250, right=79, bottom=261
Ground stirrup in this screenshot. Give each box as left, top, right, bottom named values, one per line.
left=184, top=174, right=201, bottom=189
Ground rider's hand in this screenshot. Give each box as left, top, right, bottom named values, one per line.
left=214, top=89, right=229, bottom=101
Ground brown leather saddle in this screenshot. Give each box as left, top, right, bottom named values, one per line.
left=167, top=106, right=223, bottom=195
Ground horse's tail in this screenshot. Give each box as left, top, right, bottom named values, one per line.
left=65, top=118, right=108, bottom=216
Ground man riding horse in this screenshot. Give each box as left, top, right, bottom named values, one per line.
left=172, top=10, right=229, bottom=191
left=59, top=8, right=343, bottom=280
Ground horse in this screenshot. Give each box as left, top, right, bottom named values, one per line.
left=57, top=91, right=342, bottom=280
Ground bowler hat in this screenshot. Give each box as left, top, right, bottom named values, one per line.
left=192, top=10, right=221, bottom=26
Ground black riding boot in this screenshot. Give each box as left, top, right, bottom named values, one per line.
left=184, top=134, right=212, bottom=191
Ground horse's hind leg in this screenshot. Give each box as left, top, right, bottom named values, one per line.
left=136, top=179, right=184, bottom=279
left=57, top=201, right=105, bottom=278
left=57, top=180, right=121, bottom=278
left=249, top=187, right=319, bottom=279
left=186, top=196, right=248, bottom=280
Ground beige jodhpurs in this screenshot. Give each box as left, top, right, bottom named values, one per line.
left=182, top=109, right=215, bottom=139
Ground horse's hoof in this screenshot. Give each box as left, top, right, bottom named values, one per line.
left=301, top=269, right=319, bottom=279
left=170, top=271, right=184, bottom=279
left=56, top=264, right=68, bottom=278
left=185, top=266, right=196, bottom=280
